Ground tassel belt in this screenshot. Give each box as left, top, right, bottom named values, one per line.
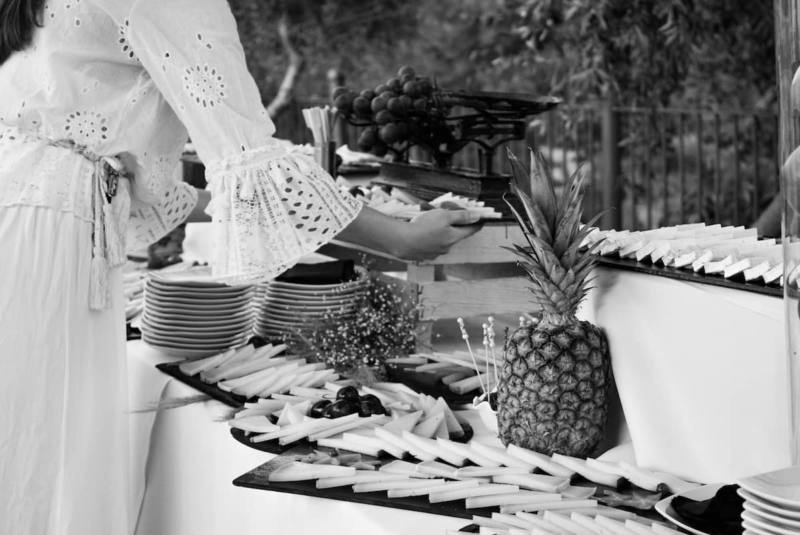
left=46, top=139, right=129, bottom=311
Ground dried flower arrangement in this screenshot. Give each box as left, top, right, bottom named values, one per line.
left=293, top=273, right=417, bottom=383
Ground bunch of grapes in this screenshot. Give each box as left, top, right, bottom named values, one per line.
left=332, top=66, right=446, bottom=158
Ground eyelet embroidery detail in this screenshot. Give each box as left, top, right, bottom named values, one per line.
left=118, top=19, right=139, bottom=63
left=182, top=64, right=226, bottom=108
left=63, top=111, right=108, bottom=146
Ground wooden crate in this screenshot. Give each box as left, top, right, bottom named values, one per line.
left=318, top=222, right=534, bottom=350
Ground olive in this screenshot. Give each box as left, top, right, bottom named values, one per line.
left=359, top=394, right=381, bottom=405
left=309, top=399, right=332, bottom=418
left=247, top=336, right=268, bottom=348
left=324, top=399, right=359, bottom=419
left=336, top=386, right=360, bottom=402
left=357, top=400, right=373, bottom=417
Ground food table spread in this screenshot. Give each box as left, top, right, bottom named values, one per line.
left=128, top=341, right=468, bottom=535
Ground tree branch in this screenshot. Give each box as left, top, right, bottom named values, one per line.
left=266, top=15, right=305, bottom=119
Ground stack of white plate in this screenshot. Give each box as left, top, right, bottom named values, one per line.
left=141, top=268, right=255, bottom=358
left=254, top=267, right=368, bottom=342
left=737, top=466, right=800, bottom=535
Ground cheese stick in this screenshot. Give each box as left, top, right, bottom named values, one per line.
left=429, top=484, right=520, bottom=504
left=500, top=499, right=597, bottom=514
left=466, top=491, right=561, bottom=509
left=492, top=473, right=570, bottom=493
left=470, top=441, right=535, bottom=470
left=352, top=478, right=446, bottom=493
left=308, top=415, right=388, bottom=442
left=506, top=444, right=575, bottom=478
left=551, top=453, right=626, bottom=488
left=437, top=439, right=501, bottom=467
left=380, top=460, right=435, bottom=478
left=594, top=514, right=638, bottom=535
left=315, top=471, right=410, bottom=489
left=267, top=462, right=355, bottom=482
left=542, top=511, right=596, bottom=535
left=387, top=479, right=479, bottom=498
left=402, top=431, right=466, bottom=466
left=490, top=512, right=535, bottom=530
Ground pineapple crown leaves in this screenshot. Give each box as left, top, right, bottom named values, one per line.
left=503, top=147, right=606, bottom=318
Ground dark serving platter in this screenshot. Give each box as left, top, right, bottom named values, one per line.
left=156, top=362, right=247, bottom=408
left=595, top=255, right=782, bottom=297
left=384, top=361, right=479, bottom=407
left=230, top=421, right=474, bottom=456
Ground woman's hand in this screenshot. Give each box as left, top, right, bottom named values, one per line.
left=335, top=205, right=483, bottom=261
left=394, top=209, right=483, bottom=260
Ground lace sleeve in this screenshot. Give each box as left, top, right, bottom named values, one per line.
left=126, top=0, right=362, bottom=280
left=205, top=143, right=361, bottom=283
left=127, top=181, right=198, bottom=253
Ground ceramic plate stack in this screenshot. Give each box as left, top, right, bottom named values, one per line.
left=141, top=268, right=255, bottom=359
left=737, top=466, right=800, bottom=535
left=254, top=267, right=368, bottom=343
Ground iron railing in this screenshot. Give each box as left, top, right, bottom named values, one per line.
left=277, top=99, right=779, bottom=230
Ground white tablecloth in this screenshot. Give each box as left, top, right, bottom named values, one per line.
left=580, top=267, right=791, bottom=483
left=127, top=341, right=467, bottom=535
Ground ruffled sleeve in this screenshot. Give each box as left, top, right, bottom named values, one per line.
left=126, top=0, right=362, bottom=281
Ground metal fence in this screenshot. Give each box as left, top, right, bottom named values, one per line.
left=276, top=99, right=779, bottom=230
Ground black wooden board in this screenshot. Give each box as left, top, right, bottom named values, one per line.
left=385, top=362, right=477, bottom=407
left=595, top=255, right=782, bottom=297
left=232, top=461, right=497, bottom=521
left=156, top=362, right=247, bottom=408
left=230, top=422, right=474, bottom=456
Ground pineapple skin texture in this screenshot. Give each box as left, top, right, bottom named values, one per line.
left=497, top=320, right=611, bottom=457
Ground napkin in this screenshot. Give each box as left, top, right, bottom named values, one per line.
left=671, top=484, right=743, bottom=535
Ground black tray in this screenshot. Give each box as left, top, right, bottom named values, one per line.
left=156, top=362, right=247, bottom=408
left=385, top=362, right=478, bottom=407
left=595, top=255, right=782, bottom=297
left=230, top=422, right=474, bottom=456
left=232, top=459, right=496, bottom=521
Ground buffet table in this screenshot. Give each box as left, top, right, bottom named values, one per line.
left=580, top=265, right=790, bottom=483
left=128, top=342, right=467, bottom=535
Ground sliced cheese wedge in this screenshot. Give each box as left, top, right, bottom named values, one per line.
left=179, top=349, right=231, bottom=376
left=315, top=471, right=410, bottom=489
left=470, top=441, right=533, bottom=469
left=309, top=415, right=388, bottom=442
left=379, top=460, right=435, bottom=479
left=227, top=415, right=279, bottom=434
left=561, top=485, right=597, bottom=499
left=492, top=473, right=570, bottom=493
left=490, top=512, right=536, bottom=530
left=415, top=460, right=459, bottom=479
left=500, top=498, right=597, bottom=514
left=413, top=413, right=444, bottom=439
left=402, top=431, right=466, bottom=466
left=542, top=511, right=595, bottom=535
left=234, top=399, right=287, bottom=419
left=506, top=444, right=575, bottom=478
left=437, top=439, right=501, bottom=467
left=267, top=461, right=355, bottom=482
left=251, top=413, right=358, bottom=443
left=429, top=483, right=520, bottom=503
left=352, top=478, right=446, bottom=493
left=516, top=512, right=574, bottom=534
left=551, top=453, right=625, bottom=488
left=387, top=479, right=479, bottom=498
left=457, top=466, right=530, bottom=479
left=342, top=432, right=406, bottom=459
left=382, top=410, right=424, bottom=434
left=466, top=490, right=561, bottom=509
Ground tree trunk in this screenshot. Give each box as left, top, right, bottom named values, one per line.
left=266, top=16, right=305, bottom=119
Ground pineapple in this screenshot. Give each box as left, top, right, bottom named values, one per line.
left=497, top=148, right=611, bottom=458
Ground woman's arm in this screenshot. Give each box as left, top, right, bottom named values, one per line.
left=184, top=187, right=482, bottom=260
left=336, top=205, right=483, bottom=260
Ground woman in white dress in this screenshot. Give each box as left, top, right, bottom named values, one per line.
left=0, top=0, right=481, bottom=533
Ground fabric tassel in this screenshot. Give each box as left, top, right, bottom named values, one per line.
left=103, top=201, right=126, bottom=267
left=89, top=253, right=109, bottom=310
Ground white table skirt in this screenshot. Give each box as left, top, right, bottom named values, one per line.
left=127, top=341, right=467, bottom=535
left=580, top=267, right=791, bottom=483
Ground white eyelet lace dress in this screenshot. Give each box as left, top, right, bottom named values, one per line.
left=0, top=0, right=362, bottom=533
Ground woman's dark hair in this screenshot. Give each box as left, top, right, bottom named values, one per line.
left=0, top=0, right=44, bottom=64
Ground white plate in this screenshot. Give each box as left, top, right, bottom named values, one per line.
left=145, top=283, right=254, bottom=300
left=742, top=519, right=780, bottom=535
left=148, top=267, right=252, bottom=289
left=742, top=510, right=795, bottom=534
left=142, top=330, right=248, bottom=346
left=144, top=292, right=253, bottom=307
left=140, top=321, right=250, bottom=340
left=739, top=466, right=800, bottom=508
left=143, top=309, right=253, bottom=327
left=267, top=268, right=368, bottom=291
left=739, top=489, right=800, bottom=520
left=264, top=289, right=366, bottom=301
left=744, top=500, right=800, bottom=528
left=142, top=303, right=252, bottom=317
left=655, top=483, right=726, bottom=535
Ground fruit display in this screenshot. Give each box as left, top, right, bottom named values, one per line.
left=332, top=66, right=559, bottom=171
left=497, top=149, right=611, bottom=457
